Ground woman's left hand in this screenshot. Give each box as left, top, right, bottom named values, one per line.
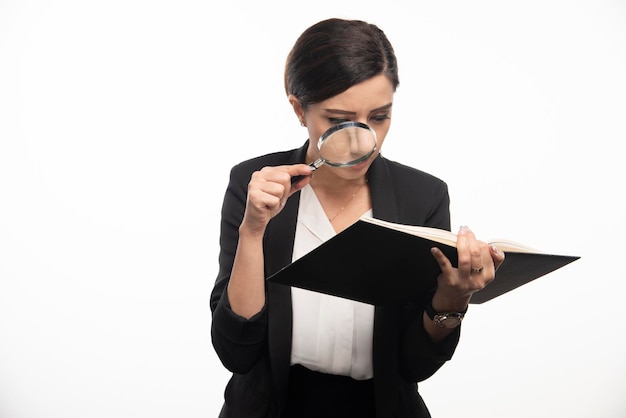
left=429, top=225, right=506, bottom=311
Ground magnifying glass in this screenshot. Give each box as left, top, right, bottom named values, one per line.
left=292, top=121, right=378, bottom=184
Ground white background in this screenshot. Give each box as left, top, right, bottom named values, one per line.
left=1, top=1, right=625, bottom=417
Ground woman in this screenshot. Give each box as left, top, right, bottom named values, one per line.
left=210, top=18, right=504, bottom=418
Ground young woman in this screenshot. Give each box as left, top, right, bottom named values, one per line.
left=210, top=18, right=504, bottom=418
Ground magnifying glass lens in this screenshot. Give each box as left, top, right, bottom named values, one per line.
left=319, top=124, right=377, bottom=166
left=317, top=122, right=377, bottom=167
left=291, top=122, right=378, bottom=184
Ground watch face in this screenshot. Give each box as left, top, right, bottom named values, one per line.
left=434, top=313, right=463, bottom=329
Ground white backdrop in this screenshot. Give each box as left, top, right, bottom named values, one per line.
left=1, top=1, right=625, bottom=417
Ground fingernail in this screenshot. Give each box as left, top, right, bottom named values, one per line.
left=458, top=225, right=469, bottom=234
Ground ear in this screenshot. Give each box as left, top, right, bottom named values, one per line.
left=288, top=94, right=306, bottom=126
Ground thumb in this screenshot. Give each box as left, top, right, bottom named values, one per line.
left=430, top=247, right=454, bottom=275
left=289, top=164, right=314, bottom=192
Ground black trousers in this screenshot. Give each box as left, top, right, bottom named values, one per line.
left=285, top=364, right=376, bottom=418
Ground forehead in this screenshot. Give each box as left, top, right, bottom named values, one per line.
left=315, top=75, right=395, bottom=113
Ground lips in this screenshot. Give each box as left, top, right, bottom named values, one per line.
left=349, top=160, right=370, bottom=171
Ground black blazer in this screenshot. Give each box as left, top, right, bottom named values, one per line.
left=210, top=141, right=460, bottom=418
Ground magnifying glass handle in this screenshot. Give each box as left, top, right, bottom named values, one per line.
left=291, top=174, right=309, bottom=185
left=291, top=168, right=313, bottom=185
left=291, top=160, right=322, bottom=185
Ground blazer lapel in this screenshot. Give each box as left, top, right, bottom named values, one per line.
left=264, top=143, right=308, bottom=411
left=369, top=156, right=403, bottom=417
left=369, top=155, right=399, bottom=222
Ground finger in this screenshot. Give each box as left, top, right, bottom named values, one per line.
left=251, top=170, right=289, bottom=199
left=466, top=244, right=500, bottom=289
left=456, top=226, right=470, bottom=276
left=457, top=226, right=484, bottom=277
left=479, top=245, right=496, bottom=285
left=430, top=247, right=455, bottom=276
left=288, top=163, right=315, bottom=178
left=256, top=165, right=309, bottom=195
left=247, top=188, right=278, bottom=214
left=467, top=227, right=486, bottom=274
left=289, top=164, right=315, bottom=192
left=490, top=245, right=506, bottom=272
left=248, top=170, right=293, bottom=216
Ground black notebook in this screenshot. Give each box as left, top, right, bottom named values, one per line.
left=267, top=217, right=580, bottom=305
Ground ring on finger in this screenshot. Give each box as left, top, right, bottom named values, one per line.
left=471, top=266, right=484, bottom=274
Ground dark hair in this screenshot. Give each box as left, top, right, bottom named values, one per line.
left=284, top=18, right=399, bottom=107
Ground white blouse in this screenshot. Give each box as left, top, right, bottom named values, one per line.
left=290, top=184, right=375, bottom=380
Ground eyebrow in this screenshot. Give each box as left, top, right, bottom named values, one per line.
left=322, top=102, right=393, bottom=115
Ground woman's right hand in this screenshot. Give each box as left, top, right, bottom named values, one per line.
left=228, top=163, right=312, bottom=319
left=240, top=164, right=314, bottom=236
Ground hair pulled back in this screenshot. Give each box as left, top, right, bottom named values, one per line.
left=284, top=18, right=399, bottom=107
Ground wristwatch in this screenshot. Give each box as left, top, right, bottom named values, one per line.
left=425, top=302, right=467, bottom=329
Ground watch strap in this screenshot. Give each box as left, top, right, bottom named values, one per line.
left=424, top=300, right=468, bottom=321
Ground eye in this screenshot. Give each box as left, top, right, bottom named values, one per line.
left=369, top=114, right=390, bottom=123
left=328, top=117, right=351, bottom=125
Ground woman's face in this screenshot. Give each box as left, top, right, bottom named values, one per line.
left=299, top=74, right=394, bottom=180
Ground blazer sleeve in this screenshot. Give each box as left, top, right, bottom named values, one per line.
left=397, top=176, right=462, bottom=382
left=210, top=145, right=306, bottom=375
left=209, top=164, right=270, bottom=375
